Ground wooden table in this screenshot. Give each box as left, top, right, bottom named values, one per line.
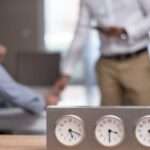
left=0, top=136, right=46, bottom=150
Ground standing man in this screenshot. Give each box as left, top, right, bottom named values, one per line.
left=48, top=0, right=150, bottom=105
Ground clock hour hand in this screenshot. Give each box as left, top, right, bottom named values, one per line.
left=71, top=130, right=81, bottom=136
left=68, top=129, right=74, bottom=138
left=111, top=130, right=118, bottom=134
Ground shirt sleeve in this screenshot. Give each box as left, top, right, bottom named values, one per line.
left=0, top=64, right=46, bottom=115
left=61, top=0, right=91, bottom=76
left=125, top=0, right=150, bottom=41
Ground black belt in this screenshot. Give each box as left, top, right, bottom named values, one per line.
left=102, top=47, right=148, bottom=61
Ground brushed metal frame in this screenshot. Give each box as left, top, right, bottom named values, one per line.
left=47, top=106, right=150, bottom=150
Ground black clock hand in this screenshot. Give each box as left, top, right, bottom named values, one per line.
left=111, top=130, right=118, bottom=134
left=68, top=129, right=74, bottom=138
left=71, top=130, right=81, bottom=136
left=69, top=129, right=81, bottom=136
left=108, top=129, right=111, bottom=143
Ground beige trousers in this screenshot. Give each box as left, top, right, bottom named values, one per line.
left=96, top=51, right=150, bottom=106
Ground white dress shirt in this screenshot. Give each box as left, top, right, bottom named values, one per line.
left=62, top=0, right=150, bottom=76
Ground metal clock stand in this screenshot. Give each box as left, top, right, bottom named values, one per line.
left=47, top=106, right=150, bottom=150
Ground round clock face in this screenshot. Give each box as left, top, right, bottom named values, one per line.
left=135, top=115, right=150, bottom=147
left=55, top=115, right=85, bottom=147
left=94, top=115, right=125, bottom=147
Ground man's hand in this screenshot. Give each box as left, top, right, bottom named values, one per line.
left=46, top=75, right=70, bottom=105
left=93, top=26, right=127, bottom=38
left=0, top=44, right=7, bottom=63
left=45, top=94, right=59, bottom=105
left=51, top=75, right=70, bottom=92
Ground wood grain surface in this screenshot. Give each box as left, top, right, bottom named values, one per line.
left=0, top=136, right=46, bottom=150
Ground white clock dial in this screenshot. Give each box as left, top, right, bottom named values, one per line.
left=55, top=115, right=85, bottom=147
left=94, top=115, right=125, bottom=147
left=135, top=115, right=150, bottom=147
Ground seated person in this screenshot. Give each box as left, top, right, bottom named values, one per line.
left=0, top=44, right=58, bottom=114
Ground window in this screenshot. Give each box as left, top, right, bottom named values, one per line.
left=44, top=0, right=80, bottom=52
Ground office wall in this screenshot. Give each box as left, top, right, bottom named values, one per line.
left=0, top=0, right=44, bottom=77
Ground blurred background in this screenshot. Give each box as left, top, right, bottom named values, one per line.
left=0, top=0, right=100, bottom=135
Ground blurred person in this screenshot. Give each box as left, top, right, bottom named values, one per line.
left=0, top=44, right=57, bottom=114
left=0, top=44, right=6, bottom=63
left=48, top=0, right=150, bottom=106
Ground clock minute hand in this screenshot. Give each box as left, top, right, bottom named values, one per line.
left=108, top=129, right=111, bottom=143
left=71, top=130, right=81, bottom=136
